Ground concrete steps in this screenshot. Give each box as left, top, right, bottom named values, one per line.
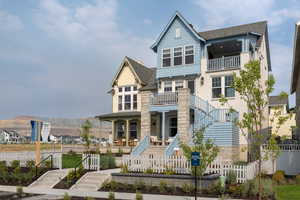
left=71, top=168, right=120, bottom=191
left=142, top=145, right=166, bottom=156
left=29, top=169, right=71, bottom=189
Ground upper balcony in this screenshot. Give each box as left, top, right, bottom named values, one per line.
left=208, top=55, right=240, bottom=72
left=149, top=92, right=178, bottom=111
left=206, top=40, right=242, bottom=72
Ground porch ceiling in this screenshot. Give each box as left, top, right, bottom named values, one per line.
left=95, top=111, right=141, bottom=121
left=208, top=40, right=242, bottom=58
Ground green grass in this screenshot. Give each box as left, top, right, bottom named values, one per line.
left=62, top=154, right=82, bottom=168
left=275, top=185, right=300, bottom=200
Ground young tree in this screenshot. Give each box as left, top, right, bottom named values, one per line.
left=219, top=60, right=290, bottom=200
left=81, top=120, right=92, bottom=152
left=180, top=128, right=219, bottom=177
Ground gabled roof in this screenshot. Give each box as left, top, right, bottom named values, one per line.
left=199, top=21, right=271, bottom=71
left=111, top=56, right=154, bottom=86
left=150, top=11, right=205, bottom=52
left=269, top=95, right=289, bottom=106
left=291, top=21, right=300, bottom=94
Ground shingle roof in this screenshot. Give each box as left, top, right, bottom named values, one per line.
left=139, top=68, right=157, bottom=91
left=96, top=111, right=141, bottom=120
left=269, top=96, right=288, bottom=106
left=198, top=21, right=271, bottom=70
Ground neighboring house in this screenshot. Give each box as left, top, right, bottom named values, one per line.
left=269, top=96, right=296, bottom=138
left=0, top=129, right=23, bottom=144
left=291, top=21, right=300, bottom=141
left=97, top=12, right=271, bottom=161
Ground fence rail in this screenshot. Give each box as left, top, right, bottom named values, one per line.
left=82, top=153, right=100, bottom=171
left=208, top=55, right=241, bottom=72
left=122, top=155, right=258, bottom=183
left=262, top=144, right=300, bottom=151
left=150, top=92, right=178, bottom=105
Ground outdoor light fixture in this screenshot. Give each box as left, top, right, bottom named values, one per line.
left=200, top=77, right=204, bottom=85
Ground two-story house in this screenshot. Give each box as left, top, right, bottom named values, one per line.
left=97, top=12, right=271, bottom=161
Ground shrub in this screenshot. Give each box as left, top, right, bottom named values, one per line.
left=11, top=160, right=20, bottom=169
left=43, top=160, right=52, bottom=168
left=144, top=168, right=153, bottom=174
left=121, top=164, right=129, bottom=173
left=16, top=186, right=23, bottom=198
left=296, top=174, right=300, bottom=184
left=108, top=191, right=115, bottom=200
left=241, top=178, right=274, bottom=199
left=228, top=184, right=242, bottom=197
left=110, top=180, right=118, bottom=191
left=76, top=164, right=84, bottom=178
left=164, top=167, right=175, bottom=175
left=26, top=160, right=35, bottom=169
left=85, top=197, right=95, bottom=200
left=170, top=184, right=176, bottom=194
left=0, top=161, right=7, bottom=168
left=159, top=181, right=167, bottom=193
left=108, top=154, right=116, bottom=168
left=272, top=170, right=285, bottom=184
left=66, top=170, right=76, bottom=186
left=64, top=192, right=71, bottom=200
left=233, top=160, right=248, bottom=165
left=101, top=180, right=110, bottom=190
left=100, top=155, right=109, bottom=169
left=135, top=191, right=143, bottom=200
left=226, top=170, right=237, bottom=185
left=134, top=181, right=145, bottom=191
left=182, top=183, right=192, bottom=194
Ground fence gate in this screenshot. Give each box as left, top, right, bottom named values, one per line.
left=82, top=153, right=100, bottom=171
left=41, top=152, right=62, bottom=169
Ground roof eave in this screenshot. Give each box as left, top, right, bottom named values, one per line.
left=291, top=22, right=300, bottom=94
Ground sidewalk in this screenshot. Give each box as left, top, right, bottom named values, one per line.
left=0, top=185, right=240, bottom=200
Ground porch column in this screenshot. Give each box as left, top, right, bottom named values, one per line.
left=126, top=119, right=130, bottom=146
left=111, top=120, right=115, bottom=146
left=162, top=111, right=166, bottom=146
left=141, top=91, right=152, bottom=138
left=178, top=88, right=190, bottom=144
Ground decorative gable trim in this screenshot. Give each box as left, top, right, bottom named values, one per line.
left=150, top=11, right=205, bottom=52
left=111, top=57, right=143, bottom=87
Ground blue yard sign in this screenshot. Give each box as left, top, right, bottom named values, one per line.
left=191, top=152, right=200, bottom=166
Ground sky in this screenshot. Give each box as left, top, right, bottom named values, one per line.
left=0, top=0, right=299, bottom=120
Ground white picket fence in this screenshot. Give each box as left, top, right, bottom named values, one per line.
left=82, top=153, right=100, bottom=171
left=0, top=151, right=62, bottom=169
left=122, top=155, right=258, bottom=183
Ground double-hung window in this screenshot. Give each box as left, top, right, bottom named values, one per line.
left=212, top=77, right=222, bottom=98
left=118, top=96, right=123, bottom=111
left=124, top=95, right=131, bottom=110
left=133, top=94, right=137, bottom=109
left=164, top=81, right=172, bottom=92
left=225, top=76, right=235, bottom=97
left=175, top=80, right=183, bottom=91
left=185, top=45, right=194, bottom=64
left=162, top=49, right=171, bottom=67
left=174, top=47, right=183, bottom=66
left=117, top=85, right=138, bottom=111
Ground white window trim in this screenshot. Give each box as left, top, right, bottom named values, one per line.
left=211, top=75, right=235, bottom=99
left=173, top=46, right=183, bottom=66
left=161, top=48, right=172, bottom=67
left=184, top=45, right=195, bottom=65
left=175, top=28, right=181, bottom=38
left=117, top=85, right=138, bottom=111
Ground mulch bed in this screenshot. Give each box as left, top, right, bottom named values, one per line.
left=54, top=170, right=89, bottom=189
left=0, top=167, right=51, bottom=186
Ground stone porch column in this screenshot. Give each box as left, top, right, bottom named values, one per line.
left=162, top=111, right=166, bottom=146
left=111, top=120, right=115, bottom=146
left=141, top=91, right=152, bottom=139
left=126, top=119, right=130, bottom=146
left=177, top=88, right=190, bottom=144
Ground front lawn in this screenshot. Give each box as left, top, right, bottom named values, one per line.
left=275, top=185, right=300, bottom=200
left=62, top=153, right=82, bottom=168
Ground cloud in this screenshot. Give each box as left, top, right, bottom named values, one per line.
left=193, top=0, right=300, bottom=29
left=0, top=10, right=23, bottom=31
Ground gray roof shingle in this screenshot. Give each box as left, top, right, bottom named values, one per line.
left=269, top=96, right=288, bottom=106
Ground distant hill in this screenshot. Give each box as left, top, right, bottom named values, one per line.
left=0, top=116, right=111, bottom=138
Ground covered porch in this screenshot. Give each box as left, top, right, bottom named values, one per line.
left=96, top=112, right=141, bottom=147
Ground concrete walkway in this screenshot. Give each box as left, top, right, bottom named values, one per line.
left=0, top=185, right=243, bottom=200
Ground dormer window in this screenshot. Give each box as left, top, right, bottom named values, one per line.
left=162, top=49, right=171, bottom=67
left=185, top=45, right=194, bottom=64
left=174, top=47, right=183, bottom=66
left=175, top=28, right=181, bottom=38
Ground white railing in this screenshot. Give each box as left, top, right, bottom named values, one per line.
left=82, top=153, right=100, bottom=171
left=122, top=155, right=258, bottom=183
left=262, top=144, right=300, bottom=151
left=131, top=136, right=150, bottom=156
left=208, top=55, right=240, bottom=72
left=150, top=92, right=178, bottom=105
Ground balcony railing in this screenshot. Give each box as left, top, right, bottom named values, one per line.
left=150, top=92, right=178, bottom=105
left=208, top=55, right=240, bottom=72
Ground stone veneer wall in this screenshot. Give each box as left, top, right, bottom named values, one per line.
left=177, top=88, right=190, bottom=144
left=140, top=91, right=152, bottom=139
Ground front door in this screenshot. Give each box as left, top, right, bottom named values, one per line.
left=169, top=117, right=177, bottom=137
left=188, top=80, right=195, bottom=94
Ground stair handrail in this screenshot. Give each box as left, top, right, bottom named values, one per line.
left=164, top=134, right=180, bottom=156
left=131, top=136, right=150, bottom=156
left=35, top=154, right=53, bottom=177
left=74, top=154, right=91, bottom=175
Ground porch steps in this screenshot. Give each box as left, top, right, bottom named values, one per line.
left=29, top=169, right=71, bottom=188
left=141, top=145, right=166, bottom=156
left=71, top=168, right=120, bottom=191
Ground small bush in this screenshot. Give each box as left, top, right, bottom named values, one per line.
left=134, top=181, right=145, bottom=191
left=108, top=155, right=116, bottom=168
left=11, top=160, right=20, bottom=169
left=76, top=164, right=84, bottom=178
left=26, top=160, right=35, bottom=169
left=121, top=164, right=129, bottom=173
left=110, top=180, right=118, bottom=191
left=43, top=160, right=52, bottom=168
left=228, top=184, right=242, bottom=197
left=0, top=161, right=7, bottom=168
left=296, top=174, right=300, bottom=184
left=164, top=167, right=175, bottom=175
left=64, top=192, right=71, bottom=200
left=66, top=170, right=76, bottom=186
left=241, top=178, right=274, bottom=199
left=144, top=168, right=153, bottom=174
left=170, top=184, right=176, bottom=194
left=16, top=186, right=23, bottom=198
left=159, top=181, right=167, bottom=193
left=182, top=183, right=192, bottom=193
left=135, top=191, right=143, bottom=200
left=226, top=170, right=237, bottom=185
left=85, top=197, right=95, bottom=200
left=272, top=170, right=285, bottom=184
left=108, top=191, right=115, bottom=200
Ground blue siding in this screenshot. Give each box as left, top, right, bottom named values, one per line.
left=203, top=122, right=237, bottom=146
left=156, top=17, right=202, bottom=79
left=150, top=105, right=178, bottom=112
